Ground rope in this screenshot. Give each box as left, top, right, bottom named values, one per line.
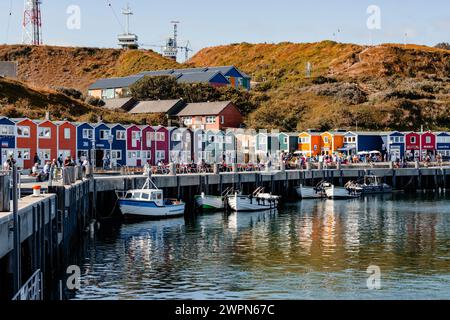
left=106, top=1, right=125, bottom=33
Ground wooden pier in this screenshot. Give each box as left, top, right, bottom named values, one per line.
left=0, top=163, right=449, bottom=299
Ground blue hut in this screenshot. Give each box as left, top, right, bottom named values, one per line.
left=279, top=133, right=299, bottom=153
left=386, top=131, right=405, bottom=161
left=76, top=122, right=94, bottom=164
left=341, top=131, right=386, bottom=156
left=437, top=132, right=450, bottom=161
left=93, top=123, right=112, bottom=168
left=110, top=124, right=127, bottom=167
left=0, top=117, right=16, bottom=164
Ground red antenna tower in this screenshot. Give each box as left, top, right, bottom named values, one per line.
left=22, top=0, right=42, bottom=45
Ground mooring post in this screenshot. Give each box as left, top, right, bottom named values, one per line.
left=12, top=164, right=21, bottom=293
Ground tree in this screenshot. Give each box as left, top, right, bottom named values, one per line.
left=129, top=75, right=258, bottom=116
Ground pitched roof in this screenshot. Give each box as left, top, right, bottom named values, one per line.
left=176, top=101, right=233, bottom=116
left=177, top=71, right=229, bottom=84
left=88, top=75, right=143, bottom=90
left=129, top=99, right=183, bottom=114
left=88, top=66, right=249, bottom=90
left=103, top=97, right=137, bottom=111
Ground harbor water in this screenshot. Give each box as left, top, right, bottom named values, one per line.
left=73, top=193, right=450, bottom=300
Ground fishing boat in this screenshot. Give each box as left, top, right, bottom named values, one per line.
left=195, top=193, right=225, bottom=211
left=195, top=187, right=234, bottom=211
left=296, top=181, right=331, bottom=199
left=346, top=175, right=393, bottom=194
left=117, top=176, right=185, bottom=219
left=324, top=184, right=361, bottom=200
left=227, top=187, right=280, bottom=212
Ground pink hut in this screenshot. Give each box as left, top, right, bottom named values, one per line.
left=126, top=125, right=142, bottom=167
left=141, top=125, right=155, bottom=165
left=152, top=126, right=169, bottom=165
left=420, top=131, right=436, bottom=160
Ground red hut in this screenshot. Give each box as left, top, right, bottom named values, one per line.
left=36, top=120, right=58, bottom=164
left=56, top=121, right=77, bottom=163
left=141, top=125, right=155, bottom=165
left=14, top=118, right=38, bottom=169
left=405, top=132, right=421, bottom=160
left=153, top=126, right=169, bottom=165
left=126, top=125, right=142, bottom=167
left=421, top=131, right=436, bottom=160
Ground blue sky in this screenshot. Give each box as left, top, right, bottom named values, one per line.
left=1, top=0, right=449, bottom=57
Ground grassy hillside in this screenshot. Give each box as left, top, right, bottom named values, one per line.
left=190, top=41, right=450, bottom=131
left=1, top=42, right=449, bottom=131
left=0, top=45, right=180, bottom=92
left=0, top=77, right=158, bottom=124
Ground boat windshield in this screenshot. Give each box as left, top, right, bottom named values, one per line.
left=132, top=193, right=142, bottom=199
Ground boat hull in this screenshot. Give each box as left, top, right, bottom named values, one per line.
left=195, top=195, right=225, bottom=211
left=325, top=186, right=360, bottom=200
left=296, top=185, right=325, bottom=199
left=118, top=199, right=186, bottom=219
left=228, top=195, right=278, bottom=212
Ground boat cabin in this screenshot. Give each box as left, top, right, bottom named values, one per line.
left=125, top=189, right=164, bottom=207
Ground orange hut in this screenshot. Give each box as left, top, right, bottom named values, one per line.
left=320, top=131, right=345, bottom=155
left=298, top=132, right=322, bottom=157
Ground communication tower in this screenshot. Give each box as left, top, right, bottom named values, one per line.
left=22, top=0, right=42, bottom=45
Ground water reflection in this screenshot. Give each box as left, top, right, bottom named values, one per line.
left=75, top=194, right=450, bottom=300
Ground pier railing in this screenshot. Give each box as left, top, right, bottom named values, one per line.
left=12, top=269, right=43, bottom=300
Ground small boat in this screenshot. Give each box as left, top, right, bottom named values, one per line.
left=296, top=181, right=331, bottom=199
left=228, top=187, right=280, bottom=212
left=325, top=184, right=361, bottom=200
left=195, top=193, right=225, bottom=211
left=117, top=176, right=185, bottom=219
left=195, top=187, right=234, bottom=211
left=346, top=175, right=393, bottom=195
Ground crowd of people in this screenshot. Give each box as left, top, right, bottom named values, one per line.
left=2, top=152, right=79, bottom=182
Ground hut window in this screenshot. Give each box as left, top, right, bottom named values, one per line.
left=100, top=130, right=110, bottom=140
left=82, top=129, right=93, bottom=139
left=426, top=136, right=431, bottom=144
left=64, top=128, right=71, bottom=139
left=411, top=136, right=416, bottom=144
left=0, top=125, right=14, bottom=136
left=116, top=130, right=126, bottom=140
left=17, top=126, right=30, bottom=137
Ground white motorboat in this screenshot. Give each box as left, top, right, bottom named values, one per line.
left=195, top=193, right=225, bottom=211
left=296, top=181, right=331, bottom=199
left=117, top=176, right=185, bottom=219
left=228, top=187, right=280, bottom=212
left=324, top=184, right=361, bottom=200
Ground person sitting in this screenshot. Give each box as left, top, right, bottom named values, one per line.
left=36, top=162, right=50, bottom=182
left=31, top=163, right=40, bottom=177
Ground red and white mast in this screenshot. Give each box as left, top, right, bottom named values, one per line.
left=23, top=0, right=43, bottom=45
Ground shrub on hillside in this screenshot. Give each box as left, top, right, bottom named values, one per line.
left=308, top=82, right=368, bottom=105
left=85, top=96, right=105, bottom=107
left=435, top=43, right=450, bottom=50
left=55, top=87, right=84, bottom=100
left=384, top=89, right=435, bottom=101
left=312, top=76, right=337, bottom=85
